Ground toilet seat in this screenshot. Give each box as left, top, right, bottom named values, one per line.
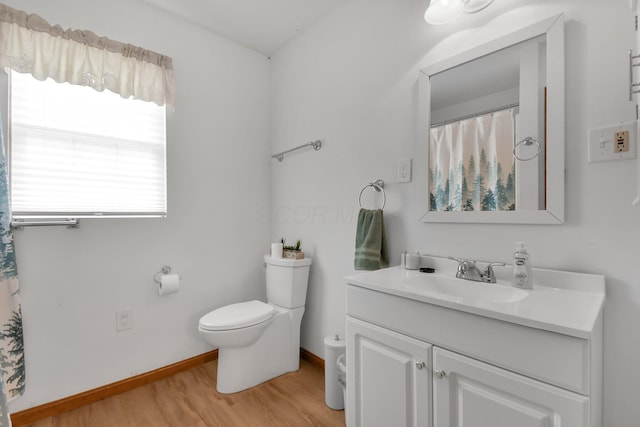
left=199, top=300, right=274, bottom=331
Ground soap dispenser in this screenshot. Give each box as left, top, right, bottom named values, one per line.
left=512, top=242, right=533, bottom=289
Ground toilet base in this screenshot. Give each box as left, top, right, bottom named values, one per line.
left=216, top=306, right=304, bottom=394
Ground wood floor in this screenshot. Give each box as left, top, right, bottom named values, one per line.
left=22, top=359, right=346, bottom=427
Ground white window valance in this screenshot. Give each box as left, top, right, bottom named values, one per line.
left=0, top=4, right=174, bottom=106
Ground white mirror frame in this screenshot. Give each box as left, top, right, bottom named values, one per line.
left=418, top=14, right=565, bottom=224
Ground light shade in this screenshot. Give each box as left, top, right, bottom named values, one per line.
left=424, top=0, right=495, bottom=25
left=424, top=0, right=464, bottom=25
left=463, top=0, right=494, bottom=13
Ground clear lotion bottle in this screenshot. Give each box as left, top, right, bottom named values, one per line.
left=512, top=242, right=533, bottom=289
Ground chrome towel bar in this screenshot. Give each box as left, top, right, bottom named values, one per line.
left=11, top=218, right=79, bottom=230
left=271, top=140, right=322, bottom=162
left=630, top=50, right=640, bottom=101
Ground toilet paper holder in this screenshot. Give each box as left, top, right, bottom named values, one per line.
left=153, top=265, right=177, bottom=284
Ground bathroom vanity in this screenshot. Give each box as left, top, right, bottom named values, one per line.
left=344, top=256, right=604, bottom=427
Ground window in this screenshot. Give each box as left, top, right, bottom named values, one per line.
left=9, top=71, right=167, bottom=218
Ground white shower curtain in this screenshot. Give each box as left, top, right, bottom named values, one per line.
left=429, top=109, right=516, bottom=212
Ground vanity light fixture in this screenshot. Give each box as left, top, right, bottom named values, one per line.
left=424, top=0, right=494, bottom=25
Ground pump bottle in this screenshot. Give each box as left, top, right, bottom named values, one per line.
left=512, top=242, right=533, bottom=289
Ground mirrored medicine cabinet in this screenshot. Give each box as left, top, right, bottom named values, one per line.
left=417, top=14, right=565, bottom=224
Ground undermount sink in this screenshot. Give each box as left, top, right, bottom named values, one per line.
left=403, top=275, right=528, bottom=305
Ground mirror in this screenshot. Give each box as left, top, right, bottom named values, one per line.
left=418, top=14, right=564, bottom=224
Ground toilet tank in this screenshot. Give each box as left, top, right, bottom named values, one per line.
left=265, top=255, right=312, bottom=308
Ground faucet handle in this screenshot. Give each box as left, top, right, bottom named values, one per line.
left=448, top=256, right=475, bottom=266
left=448, top=256, right=464, bottom=272
left=449, top=257, right=477, bottom=279
left=483, top=262, right=506, bottom=282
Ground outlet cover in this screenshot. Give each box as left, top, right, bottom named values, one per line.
left=615, top=130, right=630, bottom=152
left=116, top=309, right=132, bottom=332
left=588, top=121, right=637, bottom=163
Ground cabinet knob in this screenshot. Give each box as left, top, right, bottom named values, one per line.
left=415, top=360, right=425, bottom=369
left=434, top=370, right=446, bottom=379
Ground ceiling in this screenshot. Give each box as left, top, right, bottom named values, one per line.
left=142, top=0, right=350, bottom=56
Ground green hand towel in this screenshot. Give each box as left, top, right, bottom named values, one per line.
left=354, top=208, right=388, bottom=271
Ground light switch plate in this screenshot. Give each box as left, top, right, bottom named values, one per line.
left=587, top=121, right=637, bottom=163
left=397, top=159, right=412, bottom=183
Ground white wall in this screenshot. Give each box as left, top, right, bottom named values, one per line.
left=1, top=0, right=272, bottom=412
left=271, top=0, right=639, bottom=425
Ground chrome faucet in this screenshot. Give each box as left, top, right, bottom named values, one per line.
left=448, top=257, right=505, bottom=284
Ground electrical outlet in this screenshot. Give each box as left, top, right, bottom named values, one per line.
left=587, top=121, right=637, bottom=163
left=116, top=309, right=132, bottom=332
left=615, top=130, right=629, bottom=152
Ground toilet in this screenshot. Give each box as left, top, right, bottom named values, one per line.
left=198, top=255, right=312, bottom=394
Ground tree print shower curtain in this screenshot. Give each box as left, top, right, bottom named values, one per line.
left=429, top=108, right=516, bottom=212
left=0, top=113, right=25, bottom=407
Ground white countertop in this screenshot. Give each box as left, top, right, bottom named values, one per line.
left=344, top=256, right=605, bottom=339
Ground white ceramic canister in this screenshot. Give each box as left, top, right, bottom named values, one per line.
left=405, top=251, right=420, bottom=270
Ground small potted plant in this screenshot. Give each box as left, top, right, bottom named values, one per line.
left=281, top=238, right=304, bottom=259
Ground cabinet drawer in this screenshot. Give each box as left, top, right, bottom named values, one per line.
left=347, top=285, right=590, bottom=394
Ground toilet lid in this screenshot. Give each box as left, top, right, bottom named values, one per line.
left=199, top=300, right=275, bottom=331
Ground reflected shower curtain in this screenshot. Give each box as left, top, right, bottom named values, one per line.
left=429, top=109, right=516, bottom=212
left=0, top=113, right=25, bottom=420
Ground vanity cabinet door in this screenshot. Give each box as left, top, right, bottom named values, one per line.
left=433, top=347, right=589, bottom=427
left=346, top=318, right=432, bottom=427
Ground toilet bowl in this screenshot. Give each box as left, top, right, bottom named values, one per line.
left=199, top=300, right=275, bottom=348
left=198, top=255, right=312, bottom=394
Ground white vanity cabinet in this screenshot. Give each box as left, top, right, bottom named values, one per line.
left=433, top=347, right=588, bottom=427
left=346, top=314, right=589, bottom=427
left=347, top=317, right=432, bottom=427
left=345, top=259, right=605, bottom=427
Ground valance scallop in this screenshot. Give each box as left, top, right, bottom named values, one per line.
left=0, top=4, right=174, bottom=106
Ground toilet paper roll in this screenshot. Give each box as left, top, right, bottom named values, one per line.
left=271, top=243, right=283, bottom=259
left=158, top=274, right=180, bottom=295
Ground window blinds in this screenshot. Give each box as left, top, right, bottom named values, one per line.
left=10, top=71, right=167, bottom=217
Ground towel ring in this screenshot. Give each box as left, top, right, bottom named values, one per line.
left=358, top=179, right=386, bottom=210
left=513, top=137, right=541, bottom=161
